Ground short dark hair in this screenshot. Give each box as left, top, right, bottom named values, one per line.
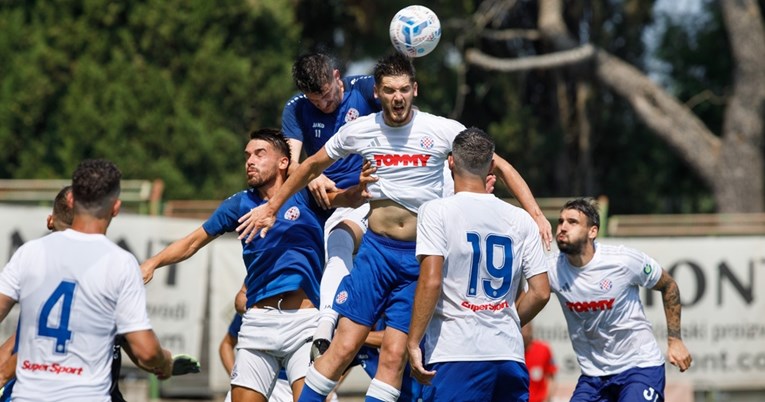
left=52, top=185, right=73, bottom=226
left=452, top=127, right=495, bottom=176
left=248, top=128, right=292, bottom=162
left=71, top=159, right=121, bottom=218
left=373, top=52, right=415, bottom=86
left=292, top=53, right=336, bottom=94
left=562, top=198, right=601, bottom=229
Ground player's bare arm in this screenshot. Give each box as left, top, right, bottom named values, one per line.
left=140, top=227, right=217, bottom=284
left=287, top=137, right=338, bottom=209
left=406, top=254, right=443, bottom=385
left=491, top=153, right=552, bottom=249
left=325, top=160, right=377, bottom=209
left=516, top=272, right=551, bottom=327
left=236, top=147, right=336, bottom=242
left=123, top=330, right=173, bottom=380
left=0, top=334, right=16, bottom=388
left=653, top=269, right=692, bottom=372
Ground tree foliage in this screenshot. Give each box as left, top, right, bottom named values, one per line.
left=0, top=0, right=299, bottom=199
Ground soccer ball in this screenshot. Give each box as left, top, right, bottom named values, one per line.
left=389, top=5, right=441, bottom=58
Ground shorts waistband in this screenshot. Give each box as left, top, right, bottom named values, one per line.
left=365, top=229, right=416, bottom=250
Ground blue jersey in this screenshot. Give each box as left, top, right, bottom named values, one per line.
left=282, top=75, right=379, bottom=189
left=203, top=189, right=328, bottom=308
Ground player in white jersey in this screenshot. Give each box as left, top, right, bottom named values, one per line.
left=0, top=159, right=173, bottom=401
left=407, top=127, right=551, bottom=402
left=549, top=198, right=692, bottom=402
left=237, top=52, right=551, bottom=402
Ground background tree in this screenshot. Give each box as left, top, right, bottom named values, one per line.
left=466, top=0, right=765, bottom=213
left=0, top=0, right=299, bottom=199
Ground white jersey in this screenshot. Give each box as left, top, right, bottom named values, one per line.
left=0, top=229, right=152, bottom=401
left=416, top=192, right=548, bottom=364
left=324, top=110, right=465, bottom=212
left=548, top=242, right=665, bottom=376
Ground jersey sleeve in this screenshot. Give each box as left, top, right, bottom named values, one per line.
left=416, top=200, right=447, bottom=259
left=202, top=194, right=242, bottom=236
left=520, top=214, right=549, bottom=279
left=282, top=95, right=304, bottom=142
left=323, top=124, right=351, bottom=161
left=623, top=245, right=663, bottom=288
left=0, top=245, right=24, bottom=301
left=115, top=255, right=152, bottom=334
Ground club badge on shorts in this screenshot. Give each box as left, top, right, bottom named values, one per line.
left=335, top=290, right=349, bottom=305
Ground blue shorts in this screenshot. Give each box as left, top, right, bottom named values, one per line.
left=571, top=365, right=665, bottom=402
left=333, top=230, right=418, bottom=333
left=422, top=360, right=529, bottom=402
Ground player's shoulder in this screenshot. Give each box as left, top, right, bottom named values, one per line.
left=284, top=92, right=308, bottom=108
left=597, top=242, right=645, bottom=261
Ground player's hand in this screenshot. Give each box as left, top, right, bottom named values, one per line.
left=236, top=204, right=276, bottom=243
left=485, top=173, right=496, bottom=193
left=667, top=337, right=692, bottom=372
left=140, top=263, right=156, bottom=284
left=533, top=213, right=553, bottom=251
left=307, top=174, right=337, bottom=210
left=172, top=354, right=201, bottom=375
left=155, top=349, right=174, bottom=380
left=407, top=343, right=436, bottom=385
left=359, top=160, right=378, bottom=200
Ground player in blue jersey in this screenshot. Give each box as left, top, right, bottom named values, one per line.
left=282, top=53, right=381, bottom=357
left=141, top=128, right=370, bottom=402
left=238, top=52, right=552, bottom=402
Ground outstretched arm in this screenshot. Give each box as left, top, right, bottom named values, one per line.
left=236, top=147, right=336, bottom=242
left=491, top=154, right=552, bottom=249
left=653, top=270, right=692, bottom=372
left=406, top=255, right=443, bottom=385
left=140, top=227, right=217, bottom=283
left=287, top=138, right=339, bottom=209
left=123, top=330, right=173, bottom=380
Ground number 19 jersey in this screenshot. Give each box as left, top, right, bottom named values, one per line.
left=416, top=192, right=549, bottom=364
left=0, top=230, right=152, bottom=402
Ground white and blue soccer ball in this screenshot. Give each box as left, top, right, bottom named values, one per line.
left=389, top=5, right=441, bottom=58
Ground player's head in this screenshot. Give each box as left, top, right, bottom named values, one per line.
left=245, top=128, right=291, bottom=189
left=450, top=127, right=495, bottom=178
left=373, top=52, right=418, bottom=127
left=71, top=159, right=122, bottom=220
left=293, top=53, right=343, bottom=114
left=47, top=185, right=73, bottom=232
left=556, top=198, right=600, bottom=255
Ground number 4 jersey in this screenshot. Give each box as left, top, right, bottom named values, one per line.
left=415, top=192, right=549, bottom=365
left=0, top=229, right=152, bottom=401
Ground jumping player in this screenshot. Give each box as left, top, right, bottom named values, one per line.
left=550, top=198, right=692, bottom=402
left=282, top=52, right=379, bottom=356
left=237, top=52, right=551, bottom=402
left=407, top=127, right=550, bottom=401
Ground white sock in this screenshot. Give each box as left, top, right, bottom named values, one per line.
left=315, top=228, right=354, bottom=340
left=366, top=378, right=401, bottom=402
left=304, top=365, right=338, bottom=396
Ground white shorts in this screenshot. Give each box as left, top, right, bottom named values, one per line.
left=323, top=204, right=369, bottom=243
left=231, top=307, right=318, bottom=396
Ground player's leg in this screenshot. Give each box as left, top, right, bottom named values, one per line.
left=367, top=326, right=408, bottom=402
left=301, top=317, right=372, bottom=402
left=366, top=248, right=419, bottom=402
left=313, top=205, right=368, bottom=355
left=613, top=365, right=665, bottom=402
